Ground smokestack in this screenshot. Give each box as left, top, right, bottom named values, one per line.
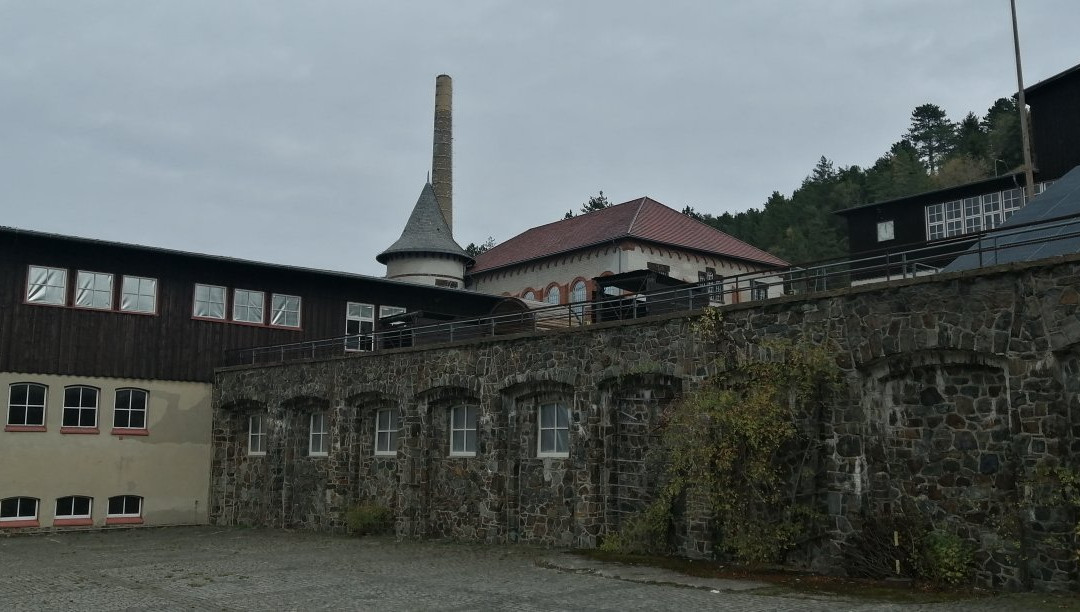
left=432, top=74, right=453, bottom=232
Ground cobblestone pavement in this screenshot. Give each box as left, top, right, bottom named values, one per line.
left=0, top=527, right=1068, bottom=611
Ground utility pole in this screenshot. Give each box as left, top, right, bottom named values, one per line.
left=1010, top=0, right=1036, bottom=200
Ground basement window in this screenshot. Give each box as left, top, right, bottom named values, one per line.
left=450, top=405, right=477, bottom=457
left=0, top=497, right=39, bottom=527
left=106, top=495, right=143, bottom=524
left=249, top=415, right=267, bottom=455
left=54, top=496, right=93, bottom=526
left=309, top=413, right=328, bottom=457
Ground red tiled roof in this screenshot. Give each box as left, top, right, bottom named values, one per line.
left=469, top=197, right=788, bottom=274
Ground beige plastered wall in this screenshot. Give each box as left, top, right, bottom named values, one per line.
left=0, top=372, right=212, bottom=530
left=468, top=242, right=783, bottom=302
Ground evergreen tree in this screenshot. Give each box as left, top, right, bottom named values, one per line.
left=465, top=236, right=496, bottom=258
left=906, top=103, right=956, bottom=174
left=983, top=98, right=1024, bottom=172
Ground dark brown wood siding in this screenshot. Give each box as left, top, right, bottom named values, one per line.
left=0, top=230, right=500, bottom=382
left=1028, top=70, right=1080, bottom=181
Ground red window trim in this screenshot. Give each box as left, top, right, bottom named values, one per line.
left=0, top=519, right=39, bottom=528
left=4, top=425, right=46, bottom=432
left=53, top=517, right=93, bottom=527
left=60, top=427, right=100, bottom=435
left=105, top=516, right=143, bottom=525
left=111, top=428, right=149, bottom=437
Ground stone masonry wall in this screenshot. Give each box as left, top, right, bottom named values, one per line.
left=210, top=255, right=1080, bottom=591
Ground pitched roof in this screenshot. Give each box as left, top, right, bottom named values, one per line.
left=377, top=182, right=470, bottom=264
left=469, top=197, right=787, bottom=274
left=944, top=165, right=1080, bottom=271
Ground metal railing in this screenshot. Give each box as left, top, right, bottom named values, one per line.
left=222, top=210, right=1080, bottom=368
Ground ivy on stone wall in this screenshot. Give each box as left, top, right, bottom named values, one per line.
left=603, top=308, right=843, bottom=563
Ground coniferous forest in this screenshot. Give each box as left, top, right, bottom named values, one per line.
left=683, top=98, right=1026, bottom=264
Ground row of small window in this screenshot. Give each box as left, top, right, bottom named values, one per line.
left=25, top=265, right=304, bottom=329
left=0, top=495, right=143, bottom=527
left=193, top=284, right=301, bottom=327
left=249, top=403, right=571, bottom=458
left=925, top=182, right=1054, bottom=241
left=26, top=266, right=158, bottom=313
left=5, top=383, right=147, bottom=432
left=522, top=281, right=588, bottom=304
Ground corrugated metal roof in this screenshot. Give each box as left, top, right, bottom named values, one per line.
left=944, top=165, right=1080, bottom=271
left=469, top=197, right=787, bottom=274
left=376, top=182, right=470, bottom=264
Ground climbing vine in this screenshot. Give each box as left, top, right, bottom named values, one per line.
left=603, top=308, right=843, bottom=563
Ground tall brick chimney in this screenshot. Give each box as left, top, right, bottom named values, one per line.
left=432, top=74, right=453, bottom=232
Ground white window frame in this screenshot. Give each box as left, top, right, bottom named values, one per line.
left=374, top=408, right=399, bottom=456
left=379, top=305, right=406, bottom=318
left=449, top=405, right=477, bottom=457
left=26, top=265, right=67, bottom=305
left=7, top=382, right=47, bottom=427
left=249, top=414, right=267, bottom=455
left=271, top=294, right=301, bottom=328
left=309, top=413, right=328, bottom=456
left=346, top=302, right=375, bottom=352
left=193, top=283, right=226, bottom=320
left=751, top=280, right=769, bottom=301
left=544, top=286, right=560, bottom=304
left=0, top=497, right=38, bottom=522
left=926, top=203, right=945, bottom=240
left=113, top=388, right=148, bottom=430
left=106, top=495, right=142, bottom=518
left=120, top=276, right=157, bottom=314
left=232, top=288, right=265, bottom=324
left=537, top=402, right=570, bottom=458
left=55, top=495, right=92, bottom=520
left=75, top=270, right=114, bottom=310
left=570, top=280, right=587, bottom=321
left=62, top=385, right=98, bottom=429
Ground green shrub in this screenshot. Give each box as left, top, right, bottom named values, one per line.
left=345, top=502, right=394, bottom=536
left=918, top=530, right=974, bottom=585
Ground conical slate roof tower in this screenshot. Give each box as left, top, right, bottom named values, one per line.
left=378, top=75, right=469, bottom=288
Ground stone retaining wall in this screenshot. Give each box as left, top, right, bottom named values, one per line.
left=211, top=255, right=1080, bottom=591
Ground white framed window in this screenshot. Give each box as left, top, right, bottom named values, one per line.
left=62, top=386, right=98, bottom=429
left=875, top=220, right=894, bottom=242
left=375, top=408, right=399, bottom=456
left=55, top=496, right=92, bottom=520
left=981, top=193, right=1002, bottom=230
left=450, top=405, right=477, bottom=456
left=271, top=294, right=301, bottom=328
left=120, top=276, right=157, bottom=313
left=75, top=271, right=113, bottom=309
left=106, top=495, right=142, bottom=518
left=193, top=283, right=226, bottom=319
left=346, top=302, right=375, bottom=351
left=545, top=286, right=560, bottom=304
left=7, top=383, right=47, bottom=427
left=571, top=280, right=587, bottom=321
left=0, top=497, right=38, bottom=523
left=26, top=265, right=67, bottom=305
left=1002, top=188, right=1023, bottom=220
left=944, top=200, right=963, bottom=237
left=963, top=197, right=982, bottom=234
left=309, top=413, right=328, bottom=456
left=926, top=203, right=945, bottom=240
left=113, top=388, right=147, bottom=430
left=379, top=305, right=406, bottom=318
left=249, top=415, right=267, bottom=455
left=751, top=280, right=769, bottom=301
left=537, top=402, right=570, bottom=457
left=233, top=289, right=264, bottom=324
left=705, top=267, right=723, bottom=303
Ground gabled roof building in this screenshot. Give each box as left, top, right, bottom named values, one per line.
left=466, top=196, right=788, bottom=304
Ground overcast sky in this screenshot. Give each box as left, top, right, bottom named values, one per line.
left=1, top=1, right=1077, bottom=277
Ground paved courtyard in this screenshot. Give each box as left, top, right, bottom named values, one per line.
left=0, top=527, right=1070, bottom=611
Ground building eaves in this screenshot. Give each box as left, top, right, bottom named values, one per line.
left=376, top=182, right=470, bottom=264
